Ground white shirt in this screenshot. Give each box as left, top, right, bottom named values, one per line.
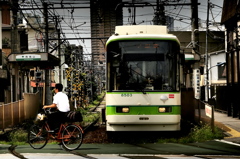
left=53, top=92, right=70, bottom=112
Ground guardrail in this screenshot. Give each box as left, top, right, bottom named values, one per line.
left=0, top=92, right=41, bottom=131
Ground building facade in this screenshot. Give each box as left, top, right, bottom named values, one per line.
left=221, top=0, right=240, bottom=118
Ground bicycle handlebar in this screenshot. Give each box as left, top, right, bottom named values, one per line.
left=42, top=108, right=52, bottom=115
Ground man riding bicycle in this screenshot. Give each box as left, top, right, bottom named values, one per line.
left=43, top=83, right=70, bottom=132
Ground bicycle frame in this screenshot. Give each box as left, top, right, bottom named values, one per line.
left=29, top=109, right=84, bottom=150
left=41, top=121, right=84, bottom=142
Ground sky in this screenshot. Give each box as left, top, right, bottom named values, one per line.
left=122, top=0, right=223, bottom=30
left=20, top=0, right=224, bottom=55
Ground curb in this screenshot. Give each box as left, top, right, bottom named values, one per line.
left=223, top=125, right=240, bottom=138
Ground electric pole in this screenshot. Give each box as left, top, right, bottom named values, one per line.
left=205, top=0, right=210, bottom=102
left=153, top=0, right=166, bottom=25
left=43, top=2, right=51, bottom=105
left=191, top=0, right=199, bottom=53
left=11, top=0, right=20, bottom=101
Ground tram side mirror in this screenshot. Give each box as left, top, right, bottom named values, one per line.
left=111, top=51, right=121, bottom=67
left=112, top=58, right=120, bottom=67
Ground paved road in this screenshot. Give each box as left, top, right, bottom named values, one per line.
left=3, top=153, right=240, bottom=159
left=1, top=153, right=233, bottom=159
left=1, top=139, right=240, bottom=159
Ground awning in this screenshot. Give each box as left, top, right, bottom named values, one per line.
left=7, top=52, right=60, bottom=69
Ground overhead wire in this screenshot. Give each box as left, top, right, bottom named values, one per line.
left=18, top=0, right=223, bottom=54
left=19, top=0, right=91, bottom=54
left=55, top=2, right=90, bottom=54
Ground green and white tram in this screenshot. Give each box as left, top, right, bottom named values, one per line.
left=105, top=25, right=182, bottom=131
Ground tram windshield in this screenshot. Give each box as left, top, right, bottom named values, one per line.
left=107, top=40, right=180, bottom=92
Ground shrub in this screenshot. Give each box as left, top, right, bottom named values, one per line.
left=157, top=123, right=225, bottom=144
left=187, top=123, right=224, bottom=142
left=8, top=129, right=28, bottom=145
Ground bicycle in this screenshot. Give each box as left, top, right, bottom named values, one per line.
left=28, top=109, right=84, bottom=150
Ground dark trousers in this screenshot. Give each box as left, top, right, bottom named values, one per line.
left=47, top=111, right=67, bottom=130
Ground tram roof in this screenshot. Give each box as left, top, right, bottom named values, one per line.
left=106, top=25, right=180, bottom=46
left=115, top=25, right=168, bottom=35
left=106, top=34, right=180, bottom=46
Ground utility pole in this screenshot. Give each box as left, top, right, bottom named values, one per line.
left=11, top=0, right=20, bottom=101
left=205, top=0, right=215, bottom=133
left=205, top=0, right=209, bottom=103
left=191, top=0, right=201, bottom=121
left=152, top=1, right=199, bottom=26
left=43, top=2, right=51, bottom=105
left=191, top=0, right=199, bottom=53
left=132, top=0, right=136, bottom=25
left=153, top=0, right=166, bottom=25
left=58, top=28, right=62, bottom=84
left=54, top=15, right=62, bottom=84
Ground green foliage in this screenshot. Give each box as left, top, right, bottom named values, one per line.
left=157, top=123, right=225, bottom=144
left=93, top=91, right=105, bottom=102
left=186, top=123, right=225, bottom=143
left=8, top=129, right=28, bottom=145
left=83, top=112, right=100, bottom=123
left=75, top=91, right=105, bottom=126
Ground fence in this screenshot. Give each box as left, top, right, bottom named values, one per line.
left=0, top=92, right=41, bottom=131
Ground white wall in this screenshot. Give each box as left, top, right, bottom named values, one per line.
left=209, top=52, right=226, bottom=84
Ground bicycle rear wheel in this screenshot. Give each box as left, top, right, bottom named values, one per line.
left=28, top=124, right=48, bottom=149
left=61, top=124, right=83, bottom=150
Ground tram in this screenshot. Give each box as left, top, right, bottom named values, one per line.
left=105, top=25, right=182, bottom=131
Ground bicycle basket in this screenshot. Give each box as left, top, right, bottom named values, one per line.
left=34, top=113, right=47, bottom=124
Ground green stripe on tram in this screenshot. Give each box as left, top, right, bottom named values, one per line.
left=106, top=105, right=181, bottom=115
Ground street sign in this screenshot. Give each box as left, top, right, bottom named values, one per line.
left=16, top=54, right=41, bottom=61
left=205, top=104, right=212, bottom=118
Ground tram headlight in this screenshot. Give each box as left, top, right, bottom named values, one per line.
left=116, top=107, right=129, bottom=113
left=158, top=107, right=172, bottom=113
left=122, top=107, right=129, bottom=113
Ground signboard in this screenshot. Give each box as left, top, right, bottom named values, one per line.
left=193, top=69, right=200, bottom=99
left=16, top=54, right=41, bottom=61
left=205, top=104, right=212, bottom=118
left=185, top=54, right=195, bottom=60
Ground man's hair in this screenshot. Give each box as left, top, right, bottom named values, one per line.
left=55, top=83, right=63, bottom=91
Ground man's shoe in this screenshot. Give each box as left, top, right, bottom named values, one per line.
left=47, top=130, right=55, bottom=133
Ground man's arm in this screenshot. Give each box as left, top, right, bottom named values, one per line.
left=43, top=103, right=57, bottom=109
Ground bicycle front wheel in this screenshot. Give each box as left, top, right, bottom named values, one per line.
left=28, top=124, right=48, bottom=149
left=61, top=124, right=83, bottom=150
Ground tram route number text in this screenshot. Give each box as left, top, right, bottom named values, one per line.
left=121, top=93, right=132, bottom=97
